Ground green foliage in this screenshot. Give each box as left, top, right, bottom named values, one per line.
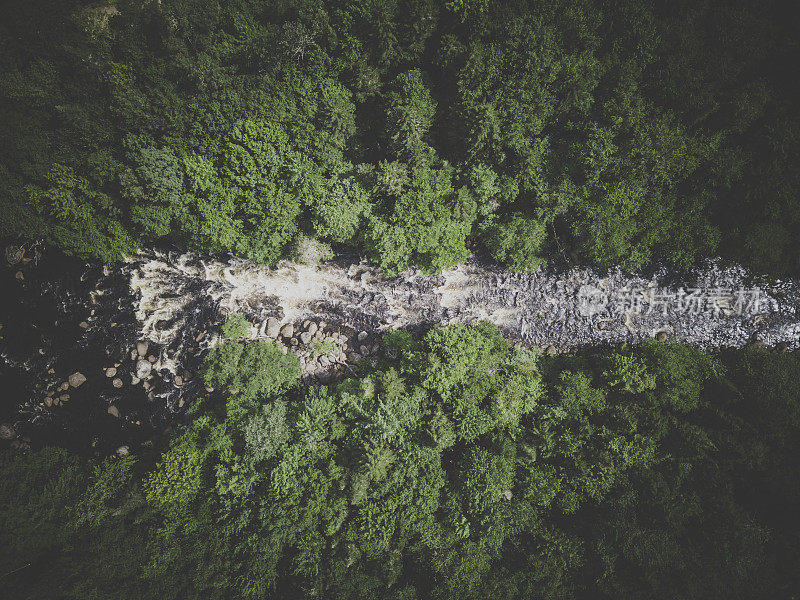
left=142, top=437, right=204, bottom=508
left=1, top=0, right=798, bottom=275
left=219, top=313, right=251, bottom=340
left=202, top=338, right=301, bottom=421
left=1, top=328, right=799, bottom=598
left=310, top=337, right=338, bottom=358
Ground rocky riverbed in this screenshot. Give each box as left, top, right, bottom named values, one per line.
left=3, top=242, right=800, bottom=453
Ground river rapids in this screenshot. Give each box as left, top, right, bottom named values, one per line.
left=2, top=242, right=800, bottom=453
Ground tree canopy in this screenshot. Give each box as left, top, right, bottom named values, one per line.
left=2, top=325, right=798, bottom=599
left=2, top=0, right=799, bottom=275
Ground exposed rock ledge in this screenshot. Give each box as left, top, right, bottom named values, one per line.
left=130, top=250, right=800, bottom=373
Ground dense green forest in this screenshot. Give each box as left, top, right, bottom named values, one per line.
left=3, top=2, right=800, bottom=598
left=2, top=322, right=799, bottom=599
left=2, top=0, right=800, bottom=275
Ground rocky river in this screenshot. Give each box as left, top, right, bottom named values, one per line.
left=3, top=241, right=800, bottom=454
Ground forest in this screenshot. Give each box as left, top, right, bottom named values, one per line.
left=2, top=1, right=800, bottom=599
left=2, top=0, right=800, bottom=276
left=2, top=321, right=799, bottom=599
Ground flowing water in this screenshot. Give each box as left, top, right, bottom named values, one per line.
left=3, top=242, right=800, bottom=453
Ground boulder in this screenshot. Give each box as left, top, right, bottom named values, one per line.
left=105, top=367, right=117, bottom=378
left=136, top=340, right=149, bottom=357
left=68, top=372, right=87, bottom=388
left=135, top=360, right=152, bottom=379
left=306, top=322, right=318, bottom=336
left=357, top=331, right=368, bottom=342
left=266, top=317, right=281, bottom=338
left=280, top=323, right=294, bottom=338
left=174, top=375, right=183, bottom=386
left=112, top=378, right=123, bottom=388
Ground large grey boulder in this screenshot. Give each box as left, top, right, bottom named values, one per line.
left=68, top=372, right=87, bottom=388
left=135, top=360, right=152, bottom=379
left=265, top=317, right=280, bottom=338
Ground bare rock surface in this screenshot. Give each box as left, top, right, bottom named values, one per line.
left=130, top=251, right=800, bottom=363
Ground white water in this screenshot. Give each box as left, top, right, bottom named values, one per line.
left=127, top=250, right=800, bottom=367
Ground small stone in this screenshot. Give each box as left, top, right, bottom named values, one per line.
left=300, top=331, right=312, bottom=345
left=0, top=423, right=17, bottom=440
left=44, top=397, right=53, bottom=407
left=147, top=355, right=157, bottom=363
left=178, top=398, right=185, bottom=408
left=68, top=372, right=87, bottom=388
left=281, top=345, right=288, bottom=355
left=116, top=445, right=130, bottom=457
left=15, top=271, right=23, bottom=281
left=318, top=321, right=326, bottom=331
left=112, top=378, right=123, bottom=388
left=290, top=337, right=299, bottom=346
left=79, top=321, right=89, bottom=329
left=107, top=405, right=120, bottom=418
left=656, top=331, right=668, bottom=342
left=546, top=345, right=557, bottom=355
left=280, top=323, right=294, bottom=338
left=143, top=381, right=151, bottom=391
left=303, top=320, right=311, bottom=329
left=47, top=368, right=55, bottom=374
left=349, top=352, right=362, bottom=362
left=266, top=317, right=280, bottom=338
left=58, top=394, right=70, bottom=403
left=174, top=375, right=183, bottom=386
left=59, top=382, right=69, bottom=392
left=357, top=331, right=368, bottom=342
left=135, top=360, right=152, bottom=379
left=319, top=355, right=330, bottom=367
left=105, top=367, right=117, bottom=378
left=137, top=340, right=149, bottom=356
left=360, top=345, right=369, bottom=356
left=131, top=377, right=140, bottom=385
left=306, top=322, right=318, bottom=336
left=503, top=490, right=513, bottom=501
left=205, top=386, right=214, bottom=393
